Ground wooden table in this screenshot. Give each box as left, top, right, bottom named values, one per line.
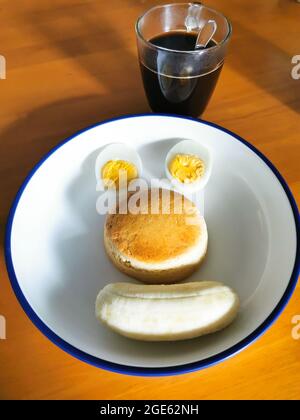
left=0, top=0, right=299, bottom=400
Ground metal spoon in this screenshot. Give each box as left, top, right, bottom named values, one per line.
left=195, top=20, right=217, bottom=49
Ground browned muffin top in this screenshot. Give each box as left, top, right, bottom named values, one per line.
left=105, top=189, right=202, bottom=263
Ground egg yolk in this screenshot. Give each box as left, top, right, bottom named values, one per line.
left=101, top=160, right=138, bottom=188
left=169, top=154, right=205, bottom=184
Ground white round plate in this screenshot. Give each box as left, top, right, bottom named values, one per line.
left=5, top=114, right=299, bottom=376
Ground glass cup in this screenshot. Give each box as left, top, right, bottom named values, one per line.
left=135, top=2, right=232, bottom=117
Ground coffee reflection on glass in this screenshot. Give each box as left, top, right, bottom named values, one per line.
left=136, top=3, right=232, bottom=117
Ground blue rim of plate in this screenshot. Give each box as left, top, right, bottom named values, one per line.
left=4, top=113, right=300, bottom=377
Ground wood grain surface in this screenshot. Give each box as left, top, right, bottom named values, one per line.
left=0, top=0, right=299, bottom=400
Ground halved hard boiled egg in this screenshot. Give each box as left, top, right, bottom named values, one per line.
left=95, top=143, right=142, bottom=190
left=165, top=139, right=212, bottom=193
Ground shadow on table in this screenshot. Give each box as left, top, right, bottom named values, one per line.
left=227, top=20, right=300, bottom=113
left=22, top=0, right=142, bottom=93
left=27, top=4, right=299, bottom=114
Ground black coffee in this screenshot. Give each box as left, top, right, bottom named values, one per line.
left=140, top=31, right=223, bottom=117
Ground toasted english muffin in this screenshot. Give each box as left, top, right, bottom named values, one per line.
left=104, top=188, right=208, bottom=284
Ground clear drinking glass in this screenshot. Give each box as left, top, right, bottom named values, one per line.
left=135, top=2, right=232, bottom=117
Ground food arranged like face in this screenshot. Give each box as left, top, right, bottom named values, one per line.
left=94, top=139, right=239, bottom=342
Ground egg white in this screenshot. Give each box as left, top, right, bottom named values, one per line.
left=95, top=143, right=142, bottom=190
left=165, top=139, right=213, bottom=193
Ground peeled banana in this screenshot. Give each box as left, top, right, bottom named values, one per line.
left=95, top=281, right=239, bottom=341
